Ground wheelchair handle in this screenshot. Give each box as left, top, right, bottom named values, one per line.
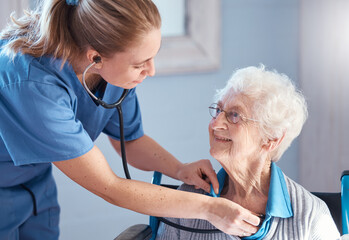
left=342, top=171, right=349, bottom=234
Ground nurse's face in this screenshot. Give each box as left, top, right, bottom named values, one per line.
left=99, top=28, right=161, bottom=89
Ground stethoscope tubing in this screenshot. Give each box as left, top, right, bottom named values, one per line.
left=156, top=216, right=221, bottom=233
left=116, top=104, right=131, bottom=179
left=82, top=61, right=130, bottom=179
left=82, top=62, right=129, bottom=109
left=82, top=62, right=220, bottom=234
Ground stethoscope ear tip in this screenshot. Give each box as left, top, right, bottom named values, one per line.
left=93, top=56, right=101, bottom=63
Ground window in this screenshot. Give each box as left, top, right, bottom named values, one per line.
left=154, top=0, right=221, bottom=75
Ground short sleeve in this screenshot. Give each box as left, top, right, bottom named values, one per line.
left=0, top=81, right=93, bottom=166
left=102, top=88, right=144, bottom=141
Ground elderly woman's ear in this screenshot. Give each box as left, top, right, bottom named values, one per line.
left=263, top=132, right=286, bottom=152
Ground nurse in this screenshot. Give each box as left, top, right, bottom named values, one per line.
left=0, top=0, right=261, bottom=239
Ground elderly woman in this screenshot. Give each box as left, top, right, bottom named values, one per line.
left=156, top=66, right=340, bottom=239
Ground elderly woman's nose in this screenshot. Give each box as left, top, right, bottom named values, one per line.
left=211, top=111, right=228, bottom=129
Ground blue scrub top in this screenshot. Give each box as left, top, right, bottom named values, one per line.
left=209, top=162, right=293, bottom=240
left=0, top=40, right=144, bottom=188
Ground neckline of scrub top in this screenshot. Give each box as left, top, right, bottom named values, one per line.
left=208, top=162, right=293, bottom=239
left=64, top=62, right=109, bottom=108
left=90, top=79, right=108, bottom=106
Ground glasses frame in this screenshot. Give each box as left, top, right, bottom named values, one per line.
left=208, top=103, right=260, bottom=124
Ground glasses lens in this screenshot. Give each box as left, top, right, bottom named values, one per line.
left=227, top=111, right=240, bottom=124
left=209, top=104, right=219, bottom=118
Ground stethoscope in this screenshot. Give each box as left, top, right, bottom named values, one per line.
left=83, top=56, right=131, bottom=179
left=82, top=58, right=224, bottom=234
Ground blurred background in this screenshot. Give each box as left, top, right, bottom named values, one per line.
left=1, top=0, right=349, bottom=239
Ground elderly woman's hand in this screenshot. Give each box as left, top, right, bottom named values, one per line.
left=176, top=159, right=219, bottom=194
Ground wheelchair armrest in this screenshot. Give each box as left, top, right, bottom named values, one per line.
left=114, top=224, right=152, bottom=240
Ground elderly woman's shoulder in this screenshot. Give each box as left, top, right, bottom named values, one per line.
left=283, top=174, right=329, bottom=210
left=282, top=173, right=340, bottom=238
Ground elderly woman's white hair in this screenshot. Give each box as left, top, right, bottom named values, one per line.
left=215, top=65, right=308, bottom=161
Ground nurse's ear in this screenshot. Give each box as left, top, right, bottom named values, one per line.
left=86, top=49, right=103, bottom=69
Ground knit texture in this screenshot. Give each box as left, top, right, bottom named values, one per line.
left=156, top=173, right=340, bottom=240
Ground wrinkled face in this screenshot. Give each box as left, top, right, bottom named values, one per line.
left=209, top=93, right=263, bottom=170
left=99, top=28, right=161, bottom=89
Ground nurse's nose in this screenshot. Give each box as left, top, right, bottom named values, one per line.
left=146, top=59, right=155, bottom=77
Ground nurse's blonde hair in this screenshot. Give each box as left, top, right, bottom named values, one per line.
left=0, top=0, right=161, bottom=64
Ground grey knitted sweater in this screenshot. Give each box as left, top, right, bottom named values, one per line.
left=156, top=174, right=340, bottom=240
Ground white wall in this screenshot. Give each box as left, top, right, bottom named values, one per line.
left=0, top=1, right=29, bottom=29
left=299, top=0, right=349, bottom=192
left=53, top=0, right=300, bottom=239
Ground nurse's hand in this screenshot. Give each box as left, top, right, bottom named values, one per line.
left=207, top=197, right=260, bottom=236
left=176, top=159, right=219, bottom=194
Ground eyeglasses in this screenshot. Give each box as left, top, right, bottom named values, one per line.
left=208, top=103, right=259, bottom=124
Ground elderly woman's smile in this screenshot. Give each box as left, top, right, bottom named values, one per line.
left=213, top=136, right=232, bottom=142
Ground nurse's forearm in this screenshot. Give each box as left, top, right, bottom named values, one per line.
left=104, top=177, right=209, bottom=218
left=109, top=181, right=260, bottom=236
left=53, top=145, right=260, bottom=235
left=53, top=145, right=204, bottom=219
left=109, top=135, right=183, bottom=180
